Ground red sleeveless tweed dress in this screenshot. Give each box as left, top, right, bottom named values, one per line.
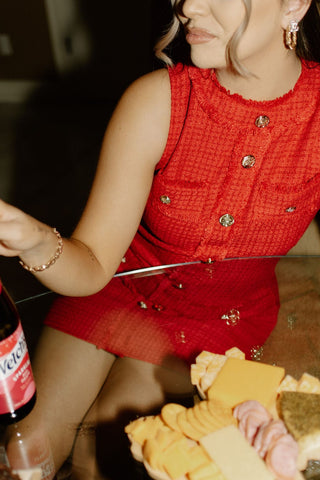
left=45, top=61, right=320, bottom=366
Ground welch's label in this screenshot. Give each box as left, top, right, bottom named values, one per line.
left=0, top=321, right=36, bottom=414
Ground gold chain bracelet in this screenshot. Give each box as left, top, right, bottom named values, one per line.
left=19, top=228, right=64, bottom=273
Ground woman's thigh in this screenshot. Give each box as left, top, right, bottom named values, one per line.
left=71, top=356, right=194, bottom=480
left=30, top=326, right=116, bottom=470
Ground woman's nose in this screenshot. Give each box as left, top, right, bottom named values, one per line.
left=181, top=0, right=208, bottom=18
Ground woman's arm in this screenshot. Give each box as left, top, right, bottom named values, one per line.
left=0, top=68, right=171, bottom=296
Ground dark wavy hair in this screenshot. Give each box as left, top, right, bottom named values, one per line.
left=154, top=0, right=320, bottom=74
left=297, top=0, right=320, bottom=63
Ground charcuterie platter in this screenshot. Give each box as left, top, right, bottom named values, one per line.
left=126, top=347, right=320, bottom=480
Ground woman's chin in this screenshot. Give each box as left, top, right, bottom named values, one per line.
left=190, top=52, right=226, bottom=70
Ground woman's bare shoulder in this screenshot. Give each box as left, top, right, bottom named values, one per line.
left=126, top=68, right=170, bottom=100
left=118, top=68, right=171, bottom=125
left=108, top=68, right=171, bottom=163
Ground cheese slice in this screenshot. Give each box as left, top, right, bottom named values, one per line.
left=187, top=445, right=212, bottom=471
left=206, top=355, right=227, bottom=373
left=194, top=351, right=216, bottom=367
left=191, top=363, right=207, bottom=385
left=297, top=373, right=320, bottom=394
left=278, top=374, right=298, bottom=393
left=207, top=357, right=284, bottom=408
left=162, top=438, right=192, bottom=479
left=200, top=425, right=274, bottom=480
left=125, top=415, right=165, bottom=444
left=155, top=428, right=184, bottom=450
left=143, top=438, right=166, bottom=471
left=225, top=347, right=245, bottom=359
left=188, top=461, right=223, bottom=480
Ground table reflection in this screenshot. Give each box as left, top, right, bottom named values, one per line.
left=10, top=255, right=320, bottom=479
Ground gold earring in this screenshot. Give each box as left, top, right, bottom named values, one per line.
left=286, top=20, right=299, bottom=50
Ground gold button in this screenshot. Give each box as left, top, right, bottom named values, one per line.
left=219, top=214, right=235, bottom=227
left=241, top=155, right=256, bottom=168
left=255, top=115, right=270, bottom=128
left=179, top=331, right=186, bottom=344
left=221, top=309, right=240, bottom=326
left=250, top=345, right=264, bottom=361
left=138, top=301, right=148, bottom=309
left=152, top=304, right=165, bottom=311
left=160, top=195, right=171, bottom=204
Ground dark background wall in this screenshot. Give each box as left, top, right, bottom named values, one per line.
left=0, top=0, right=180, bottom=306
left=0, top=0, right=175, bottom=99
left=0, top=0, right=178, bottom=236
left=0, top=0, right=55, bottom=79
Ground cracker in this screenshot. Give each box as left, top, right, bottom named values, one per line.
left=176, top=410, right=203, bottom=441
left=297, top=373, right=320, bottom=394
left=161, top=403, right=186, bottom=432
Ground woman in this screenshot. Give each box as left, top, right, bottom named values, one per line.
left=1, top=0, right=320, bottom=478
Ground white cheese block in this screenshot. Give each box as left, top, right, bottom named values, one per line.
left=199, top=425, right=275, bottom=480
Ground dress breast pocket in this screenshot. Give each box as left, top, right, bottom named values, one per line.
left=250, top=173, right=320, bottom=253
left=143, top=175, right=210, bottom=253
left=254, top=173, right=320, bottom=220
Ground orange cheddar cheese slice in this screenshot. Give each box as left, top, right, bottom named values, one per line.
left=187, top=445, right=212, bottom=471
left=143, top=438, right=166, bottom=472
left=155, top=428, right=184, bottom=450
left=161, top=438, right=192, bottom=479
left=207, top=357, right=284, bottom=408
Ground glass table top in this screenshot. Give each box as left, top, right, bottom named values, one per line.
left=8, top=255, right=320, bottom=479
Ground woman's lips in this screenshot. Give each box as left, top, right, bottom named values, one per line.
left=185, top=28, right=216, bottom=45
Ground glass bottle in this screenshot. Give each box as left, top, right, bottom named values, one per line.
left=0, top=281, right=55, bottom=479
left=0, top=282, right=36, bottom=424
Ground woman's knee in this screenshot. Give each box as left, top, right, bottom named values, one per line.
left=30, top=328, right=116, bottom=469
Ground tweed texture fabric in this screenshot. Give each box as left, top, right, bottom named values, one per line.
left=44, top=61, right=320, bottom=366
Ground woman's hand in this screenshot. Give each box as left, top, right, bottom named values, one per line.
left=0, top=198, right=51, bottom=258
